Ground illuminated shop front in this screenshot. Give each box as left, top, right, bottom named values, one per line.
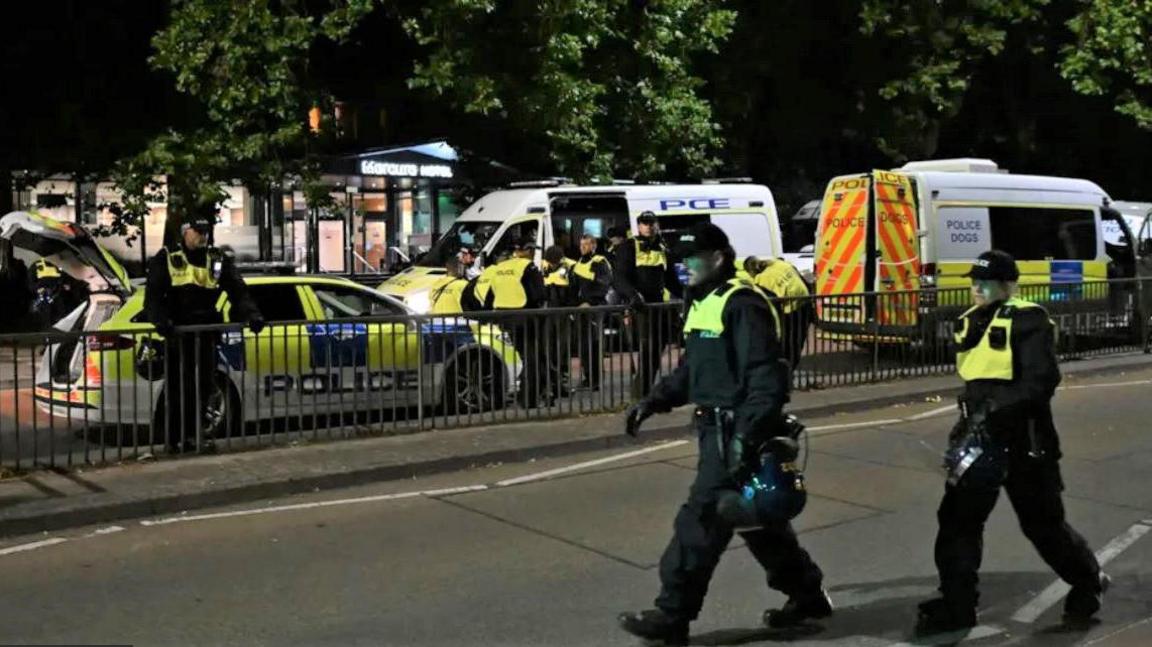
left=9, top=141, right=524, bottom=276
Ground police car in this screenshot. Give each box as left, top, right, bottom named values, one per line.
left=24, top=270, right=520, bottom=438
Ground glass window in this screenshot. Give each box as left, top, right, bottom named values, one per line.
left=249, top=284, right=308, bottom=322
left=311, top=284, right=406, bottom=319
left=988, top=207, right=1097, bottom=260
left=418, top=220, right=501, bottom=267
left=488, top=220, right=539, bottom=261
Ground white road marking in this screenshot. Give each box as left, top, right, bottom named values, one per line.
left=905, top=404, right=957, bottom=421
left=0, top=537, right=68, bottom=556
left=86, top=525, right=124, bottom=537
left=808, top=419, right=903, bottom=433
left=494, top=440, right=690, bottom=487
left=886, top=624, right=1003, bottom=646
left=1012, top=521, right=1151, bottom=623
left=1059, top=379, right=1152, bottom=391
left=139, top=485, right=490, bottom=526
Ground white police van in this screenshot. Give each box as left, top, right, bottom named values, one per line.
left=379, top=181, right=784, bottom=311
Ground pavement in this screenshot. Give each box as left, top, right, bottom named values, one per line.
left=0, top=351, right=1148, bottom=540
left=0, top=364, right=1150, bottom=645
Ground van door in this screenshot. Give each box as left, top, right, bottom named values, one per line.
left=872, top=171, right=920, bottom=329
left=549, top=193, right=629, bottom=258
left=815, top=175, right=870, bottom=327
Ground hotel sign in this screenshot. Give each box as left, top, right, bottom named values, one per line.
left=359, top=160, right=455, bottom=179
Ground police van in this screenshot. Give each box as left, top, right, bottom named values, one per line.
left=379, top=182, right=784, bottom=311
left=812, top=159, right=1151, bottom=340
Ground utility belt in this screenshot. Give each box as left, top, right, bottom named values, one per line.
left=694, top=406, right=734, bottom=429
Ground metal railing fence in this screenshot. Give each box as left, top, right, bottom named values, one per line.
left=0, top=278, right=1145, bottom=470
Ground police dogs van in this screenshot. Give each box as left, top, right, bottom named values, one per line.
left=812, top=159, right=1151, bottom=343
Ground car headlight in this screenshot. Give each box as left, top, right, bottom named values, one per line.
left=407, top=291, right=431, bottom=314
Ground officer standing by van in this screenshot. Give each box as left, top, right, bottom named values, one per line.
left=144, top=213, right=264, bottom=453
left=572, top=234, right=612, bottom=390
left=917, top=250, right=1106, bottom=633
left=429, top=258, right=469, bottom=315
left=484, top=239, right=547, bottom=406
left=542, top=245, right=576, bottom=394
left=744, top=257, right=812, bottom=368
left=613, top=212, right=683, bottom=397
left=619, top=224, right=829, bottom=645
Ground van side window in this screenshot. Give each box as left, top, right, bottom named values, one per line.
left=550, top=195, right=629, bottom=257
left=488, top=221, right=539, bottom=261
left=988, top=207, right=1096, bottom=260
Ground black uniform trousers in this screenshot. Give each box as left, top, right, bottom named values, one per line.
left=780, top=303, right=814, bottom=369
left=505, top=315, right=543, bottom=407
left=163, top=332, right=219, bottom=451
left=633, top=308, right=672, bottom=398
left=656, top=418, right=824, bottom=620
left=577, top=310, right=603, bottom=389
left=935, top=455, right=1099, bottom=608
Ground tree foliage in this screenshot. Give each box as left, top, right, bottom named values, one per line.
left=402, top=0, right=736, bottom=181
left=1061, top=1, right=1152, bottom=129
left=111, top=0, right=374, bottom=242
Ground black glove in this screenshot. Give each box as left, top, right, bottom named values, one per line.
left=726, top=432, right=761, bottom=482
left=625, top=400, right=656, bottom=437
left=248, top=316, right=266, bottom=335
left=154, top=319, right=176, bottom=339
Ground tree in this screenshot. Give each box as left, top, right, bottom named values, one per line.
left=400, top=0, right=737, bottom=181
left=857, top=0, right=1050, bottom=160
left=111, top=0, right=375, bottom=244
left=1061, top=1, right=1152, bottom=129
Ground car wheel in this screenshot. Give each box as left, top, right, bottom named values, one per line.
left=442, top=351, right=506, bottom=415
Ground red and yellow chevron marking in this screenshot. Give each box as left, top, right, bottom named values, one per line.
left=815, top=176, right=870, bottom=323
left=873, top=171, right=920, bottom=327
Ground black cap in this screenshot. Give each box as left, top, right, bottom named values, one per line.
left=182, top=214, right=214, bottom=234
left=965, top=250, right=1019, bottom=281
left=675, top=223, right=730, bottom=257
left=636, top=211, right=657, bottom=225
left=606, top=226, right=626, bottom=239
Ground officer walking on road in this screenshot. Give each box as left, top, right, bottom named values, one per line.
left=144, top=213, right=264, bottom=454
left=619, top=224, right=830, bottom=645
left=613, top=212, right=683, bottom=398
left=484, top=239, right=547, bottom=406
left=917, top=250, right=1107, bottom=633
left=572, top=234, right=612, bottom=390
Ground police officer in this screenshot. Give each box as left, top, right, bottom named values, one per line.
left=460, top=250, right=502, bottom=313
left=572, top=234, right=612, bottom=390
left=542, top=245, right=576, bottom=308
left=458, top=246, right=481, bottom=280
left=429, top=258, right=469, bottom=315
left=484, top=239, right=547, bottom=406
left=605, top=226, right=628, bottom=263
left=144, top=213, right=264, bottom=453
left=542, top=245, right=577, bottom=394
left=745, top=257, right=812, bottom=368
left=917, top=250, right=1106, bottom=633
left=28, top=257, right=88, bottom=327
left=613, top=212, right=683, bottom=398
left=619, top=224, right=829, bottom=645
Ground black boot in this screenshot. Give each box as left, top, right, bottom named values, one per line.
left=1064, top=573, right=1110, bottom=622
left=763, top=589, right=833, bottom=628
left=618, top=609, right=689, bottom=645
left=915, top=597, right=977, bottom=635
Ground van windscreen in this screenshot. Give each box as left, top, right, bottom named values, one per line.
left=418, top=221, right=501, bottom=267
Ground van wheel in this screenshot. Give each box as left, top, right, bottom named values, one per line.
left=442, top=351, right=506, bottom=415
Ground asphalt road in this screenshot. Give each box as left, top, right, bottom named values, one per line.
left=0, top=369, right=1151, bottom=646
